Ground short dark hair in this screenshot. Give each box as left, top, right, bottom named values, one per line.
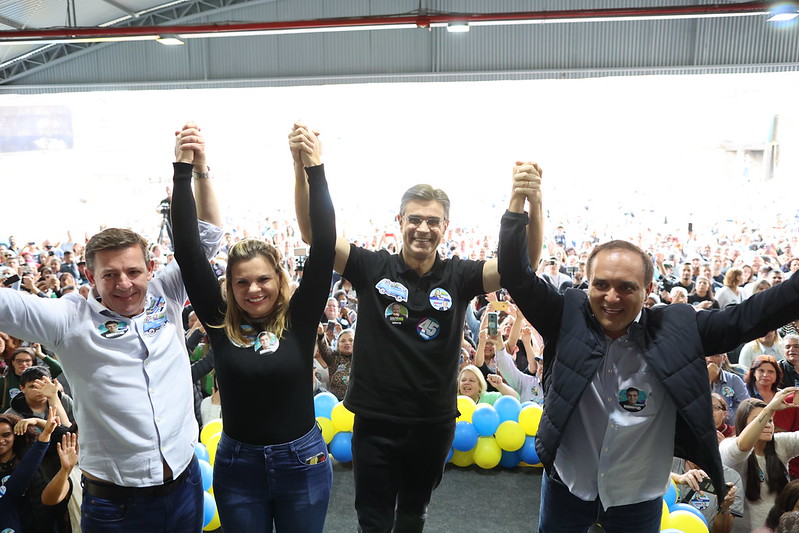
left=19, top=365, right=51, bottom=387
left=85, top=228, right=149, bottom=272
left=586, top=240, right=654, bottom=286
left=399, top=185, right=451, bottom=221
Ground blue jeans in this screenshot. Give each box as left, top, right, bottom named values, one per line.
left=82, top=456, right=203, bottom=532
left=352, top=416, right=455, bottom=533
left=213, top=424, right=332, bottom=532
left=538, top=470, right=662, bottom=533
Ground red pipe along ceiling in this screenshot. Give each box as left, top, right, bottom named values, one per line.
left=0, top=1, right=774, bottom=42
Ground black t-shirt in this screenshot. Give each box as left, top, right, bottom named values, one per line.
left=172, top=163, right=336, bottom=445
left=343, top=248, right=485, bottom=423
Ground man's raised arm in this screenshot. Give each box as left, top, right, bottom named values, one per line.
left=483, top=161, right=543, bottom=293
left=174, top=122, right=222, bottom=228
left=289, top=122, right=350, bottom=274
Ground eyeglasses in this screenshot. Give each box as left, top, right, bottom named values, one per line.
left=403, top=215, right=443, bottom=229
left=713, top=405, right=728, bottom=412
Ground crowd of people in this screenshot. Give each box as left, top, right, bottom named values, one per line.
left=1, top=121, right=799, bottom=533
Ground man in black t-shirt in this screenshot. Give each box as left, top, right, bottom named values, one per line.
left=292, top=124, right=542, bottom=532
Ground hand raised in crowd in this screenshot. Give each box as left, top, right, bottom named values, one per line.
left=14, top=417, right=43, bottom=435
left=695, top=300, right=714, bottom=310
left=719, top=482, right=737, bottom=514
left=288, top=122, right=322, bottom=167
left=486, top=374, right=504, bottom=389
left=38, top=406, right=59, bottom=443
left=56, top=432, right=79, bottom=471
left=769, top=387, right=799, bottom=411
left=21, top=275, right=36, bottom=292
left=707, top=362, right=720, bottom=384
left=174, top=122, right=206, bottom=170
left=32, top=376, right=60, bottom=401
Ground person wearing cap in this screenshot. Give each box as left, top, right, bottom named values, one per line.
left=541, top=256, right=572, bottom=294
left=0, top=122, right=222, bottom=532
left=498, top=166, right=799, bottom=533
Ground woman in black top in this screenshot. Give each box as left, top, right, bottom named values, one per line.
left=171, top=125, right=335, bottom=532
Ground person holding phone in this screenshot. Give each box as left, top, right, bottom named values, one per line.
left=316, top=328, right=354, bottom=401
left=670, top=458, right=742, bottom=533
left=172, top=123, right=335, bottom=531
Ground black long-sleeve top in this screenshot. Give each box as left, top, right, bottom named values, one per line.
left=171, top=162, right=336, bottom=444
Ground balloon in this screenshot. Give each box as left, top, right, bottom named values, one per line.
left=202, top=491, right=217, bottom=528
left=194, top=442, right=209, bottom=463
left=456, top=395, right=477, bottom=422
left=662, top=509, right=709, bottom=533
left=670, top=503, right=709, bottom=526
left=204, top=510, right=221, bottom=532
left=518, top=404, right=543, bottom=436
left=316, top=417, right=334, bottom=444
left=198, top=459, right=213, bottom=491
left=473, top=436, right=502, bottom=469
left=206, top=432, right=222, bottom=465
left=664, top=479, right=679, bottom=508
left=446, top=447, right=454, bottom=463
left=499, top=449, right=522, bottom=468
left=330, top=431, right=353, bottom=462
left=493, top=395, right=522, bottom=423
left=472, top=404, right=500, bottom=436
left=450, top=448, right=474, bottom=467
left=519, top=435, right=539, bottom=465
left=313, top=392, right=339, bottom=419
left=661, top=499, right=670, bottom=530
left=200, top=419, right=223, bottom=445
left=331, top=402, right=355, bottom=433
left=453, top=421, right=479, bottom=451
left=495, top=420, right=526, bottom=451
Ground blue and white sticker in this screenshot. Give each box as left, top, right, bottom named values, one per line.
left=417, top=318, right=440, bottom=340
left=375, top=279, right=408, bottom=303
left=256, top=331, right=280, bottom=355
left=98, top=320, right=129, bottom=339
left=230, top=324, right=256, bottom=348
left=722, top=386, right=734, bottom=398
left=689, top=491, right=711, bottom=511
left=429, top=288, right=452, bottom=311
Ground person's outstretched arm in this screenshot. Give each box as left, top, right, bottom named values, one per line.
left=175, top=122, right=222, bottom=228
left=290, top=122, right=350, bottom=274
left=42, top=431, right=78, bottom=506
left=482, top=162, right=544, bottom=292
left=735, top=387, right=799, bottom=452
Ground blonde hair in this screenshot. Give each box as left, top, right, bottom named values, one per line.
left=459, top=364, right=487, bottom=399
left=214, top=239, right=291, bottom=346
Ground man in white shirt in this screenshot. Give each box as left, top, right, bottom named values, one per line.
left=0, top=123, right=222, bottom=532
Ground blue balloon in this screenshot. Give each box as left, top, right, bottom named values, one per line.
left=202, top=491, right=216, bottom=528
left=198, top=459, right=213, bottom=491
left=194, top=442, right=209, bottom=463
left=446, top=447, right=454, bottom=462
left=520, top=401, right=534, bottom=409
left=453, top=421, right=479, bottom=451
left=499, top=449, right=522, bottom=468
left=330, top=431, right=353, bottom=462
left=472, top=405, right=500, bottom=436
left=670, top=503, right=709, bottom=525
left=520, top=435, right=539, bottom=464
left=314, top=392, right=339, bottom=419
left=664, top=481, right=678, bottom=508
left=493, top=395, right=522, bottom=423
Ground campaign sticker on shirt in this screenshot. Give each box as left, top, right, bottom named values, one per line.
left=8, top=388, right=20, bottom=400
left=256, top=331, right=280, bottom=355
left=0, top=485, right=5, bottom=497
left=722, top=385, right=734, bottom=398
left=619, top=387, right=647, bottom=412
left=416, top=318, right=440, bottom=341
left=375, top=279, right=409, bottom=303
left=385, top=303, right=409, bottom=325
left=98, top=320, right=129, bottom=339
left=689, top=491, right=711, bottom=511
left=428, top=288, right=452, bottom=311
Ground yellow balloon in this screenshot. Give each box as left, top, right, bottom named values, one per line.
left=204, top=510, right=221, bottom=531
left=206, top=432, right=222, bottom=465
left=456, top=395, right=477, bottom=422
left=662, top=510, right=708, bottom=533
left=518, top=405, right=543, bottom=436
left=450, top=449, right=474, bottom=467
left=661, top=499, right=669, bottom=530
left=200, top=419, right=223, bottom=445
left=331, top=402, right=355, bottom=433
left=316, top=417, right=335, bottom=444
left=473, top=436, right=502, bottom=469
left=495, top=421, right=526, bottom=451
